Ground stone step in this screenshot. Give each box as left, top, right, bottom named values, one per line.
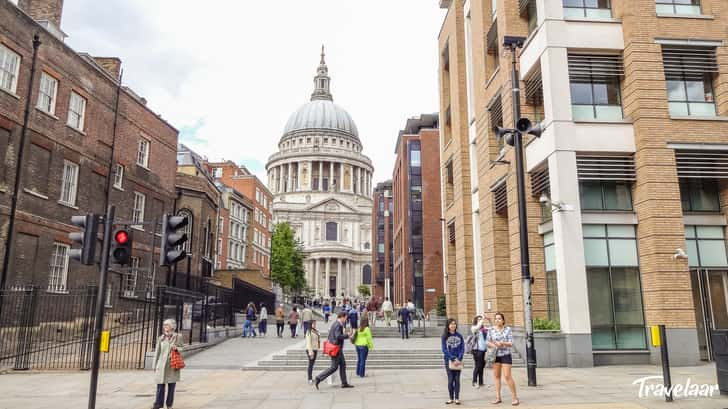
left=247, top=359, right=525, bottom=371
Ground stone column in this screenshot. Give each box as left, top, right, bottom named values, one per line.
left=357, top=167, right=362, bottom=195
left=277, top=166, right=282, bottom=193
left=325, top=258, right=330, bottom=297
left=346, top=259, right=352, bottom=297
left=337, top=258, right=343, bottom=298
left=329, top=162, right=334, bottom=191
left=287, top=162, right=293, bottom=192
left=315, top=258, right=321, bottom=297
left=339, top=162, right=344, bottom=193
left=319, top=161, right=323, bottom=192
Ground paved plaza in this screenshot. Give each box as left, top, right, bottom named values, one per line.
left=0, top=329, right=726, bottom=409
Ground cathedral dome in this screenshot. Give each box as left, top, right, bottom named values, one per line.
left=283, top=100, right=359, bottom=139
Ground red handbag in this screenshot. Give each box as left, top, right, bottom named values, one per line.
left=323, top=341, right=340, bottom=357
left=170, top=349, right=185, bottom=369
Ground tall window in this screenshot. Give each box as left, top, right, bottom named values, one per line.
left=569, top=54, right=623, bottom=121
left=579, top=181, right=632, bottom=211
left=177, top=210, right=192, bottom=252
left=680, top=179, right=720, bottom=212
left=543, top=232, right=559, bottom=321
left=59, top=160, right=79, bottom=206
left=326, top=222, right=338, bottom=241
left=0, top=44, right=20, bottom=93
left=563, top=0, right=612, bottom=18
left=48, top=243, right=70, bottom=293
left=67, top=92, right=86, bottom=130
left=686, top=225, right=728, bottom=267
left=409, top=146, right=421, bottom=167
left=584, top=225, right=646, bottom=350
left=137, top=138, right=150, bottom=167
left=113, top=164, right=124, bottom=189
left=37, top=72, right=58, bottom=114
left=663, top=46, right=717, bottom=117
left=132, top=192, right=146, bottom=227
left=124, top=257, right=140, bottom=297
left=656, top=0, right=700, bottom=15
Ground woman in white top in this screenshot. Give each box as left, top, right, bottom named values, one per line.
left=486, top=312, right=519, bottom=406
left=258, top=303, right=268, bottom=336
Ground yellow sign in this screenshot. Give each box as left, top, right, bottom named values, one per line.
left=651, top=326, right=661, bottom=347
left=100, top=331, right=110, bottom=353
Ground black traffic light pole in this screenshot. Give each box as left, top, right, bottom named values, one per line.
left=88, top=205, right=115, bottom=409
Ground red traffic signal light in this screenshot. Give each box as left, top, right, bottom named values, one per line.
left=114, top=230, right=129, bottom=244
left=110, top=228, right=132, bottom=265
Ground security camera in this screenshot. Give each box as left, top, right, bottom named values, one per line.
left=673, top=248, right=688, bottom=260
left=539, top=193, right=551, bottom=206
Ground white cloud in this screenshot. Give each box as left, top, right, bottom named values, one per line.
left=63, top=0, right=445, bottom=184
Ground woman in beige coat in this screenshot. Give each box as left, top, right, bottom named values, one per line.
left=153, top=319, right=184, bottom=409
left=305, top=320, right=320, bottom=383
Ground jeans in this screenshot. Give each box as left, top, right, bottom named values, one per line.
left=399, top=320, right=409, bottom=339
left=276, top=321, right=284, bottom=337
left=316, top=350, right=348, bottom=385
left=307, top=350, right=318, bottom=381
left=355, top=346, right=369, bottom=377
left=472, top=350, right=486, bottom=385
left=154, top=383, right=176, bottom=408
left=324, top=313, right=330, bottom=323
left=243, top=319, right=257, bottom=337
left=446, top=367, right=461, bottom=400
left=290, top=323, right=297, bottom=337
left=258, top=319, right=267, bottom=335
left=350, top=318, right=358, bottom=330
left=303, top=321, right=310, bottom=335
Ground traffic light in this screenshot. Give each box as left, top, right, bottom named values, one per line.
left=110, top=228, right=133, bottom=265
left=69, top=214, right=99, bottom=265
left=159, top=214, right=188, bottom=266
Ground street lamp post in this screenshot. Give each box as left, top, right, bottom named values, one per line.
left=500, top=36, right=538, bottom=387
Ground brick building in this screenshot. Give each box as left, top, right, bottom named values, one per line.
left=216, top=182, right=254, bottom=270
left=0, top=0, right=178, bottom=295
left=392, top=114, right=443, bottom=312
left=371, top=180, right=393, bottom=301
left=175, top=145, right=220, bottom=284
left=439, top=0, right=728, bottom=367
left=205, top=160, right=272, bottom=276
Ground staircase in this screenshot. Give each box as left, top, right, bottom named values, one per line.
left=247, top=348, right=524, bottom=371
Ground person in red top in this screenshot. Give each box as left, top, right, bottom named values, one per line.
left=288, top=306, right=300, bottom=338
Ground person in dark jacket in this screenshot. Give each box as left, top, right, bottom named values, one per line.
left=397, top=305, right=411, bottom=339
left=442, top=318, right=465, bottom=405
left=313, top=312, right=354, bottom=389
left=348, top=305, right=359, bottom=330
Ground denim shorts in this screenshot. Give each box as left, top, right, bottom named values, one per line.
left=494, top=354, right=512, bottom=365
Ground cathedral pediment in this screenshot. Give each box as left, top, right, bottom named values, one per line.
left=305, top=198, right=359, bottom=214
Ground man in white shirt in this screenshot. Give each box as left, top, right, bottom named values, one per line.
left=381, top=297, right=394, bottom=327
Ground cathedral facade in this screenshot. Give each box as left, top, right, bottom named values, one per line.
left=266, top=48, right=374, bottom=299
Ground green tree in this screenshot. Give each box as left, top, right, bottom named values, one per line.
left=270, top=222, right=307, bottom=295
left=357, top=284, right=371, bottom=298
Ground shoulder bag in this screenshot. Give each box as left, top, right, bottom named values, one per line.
left=448, top=359, right=463, bottom=371
left=170, top=348, right=185, bottom=369
left=323, top=340, right=340, bottom=357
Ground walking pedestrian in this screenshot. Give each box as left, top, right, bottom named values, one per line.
left=258, top=303, right=268, bottom=337
left=302, top=305, right=313, bottom=335
left=397, top=304, right=410, bottom=339
left=486, top=312, right=519, bottom=406
left=313, top=312, right=354, bottom=389
left=323, top=303, right=331, bottom=323
left=353, top=317, right=374, bottom=377
left=305, top=320, right=320, bottom=384
left=275, top=304, right=285, bottom=338
left=152, top=319, right=183, bottom=409
left=348, top=304, right=359, bottom=330
left=289, top=306, right=300, bottom=338
left=406, top=299, right=416, bottom=334
left=442, top=318, right=464, bottom=405
left=470, top=315, right=489, bottom=389
left=366, top=297, right=377, bottom=326
left=381, top=297, right=393, bottom=327
left=243, top=302, right=257, bottom=338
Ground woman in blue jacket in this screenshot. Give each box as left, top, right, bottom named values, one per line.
left=441, top=318, right=464, bottom=405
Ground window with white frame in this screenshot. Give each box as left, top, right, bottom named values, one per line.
left=663, top=45, right=717, bottom=117
left=67, top=91, right=86, bottom=130
left=656, top=0, right=700, bottom=15
left=137, top=137, right=150, bottom=168
left=132, top=192, right=145, bottom=228
left=568, top=53, right=624, bottom=121
left=0, top=44, right=20, bottom=94
left=256, top=188, right=261, bottom=202
left=59, top=160, right=79, bottom=206
left=37, top=72, right=58, bottom=114
left=124, top=257, right=140, bottom=296
left=48, top=243, right=70, bottom=292
left=563, top=0, right=612, bottom=18
left=113, top=163, right=124, bottom=189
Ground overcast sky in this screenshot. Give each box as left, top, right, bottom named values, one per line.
left=61, top=0, right=446, bottom=185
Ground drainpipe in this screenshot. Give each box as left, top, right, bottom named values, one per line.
left=0, top=34, right=42, bottom=295
left=103, top=69, right=123, bottom=211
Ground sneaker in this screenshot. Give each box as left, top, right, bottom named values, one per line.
left=308, top=379, right=313, bottom=384
left=445, top=400, right=454, bottom=405
left=341, top=384, right=354, bottom=388
left=472, top=382, right=477, bottom=387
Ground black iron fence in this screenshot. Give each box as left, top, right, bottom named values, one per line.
left=0, top=279, right=236, bottom=371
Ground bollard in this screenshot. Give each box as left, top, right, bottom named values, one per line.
left=653, top=325, right=673, bottom=402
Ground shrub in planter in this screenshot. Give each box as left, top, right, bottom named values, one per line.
left=534, top=318, right=560, bottom=331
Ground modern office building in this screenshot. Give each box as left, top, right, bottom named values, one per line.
left=438, top=0, right=728, bottom=367
left=372, top=180, right=393, bottom=301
